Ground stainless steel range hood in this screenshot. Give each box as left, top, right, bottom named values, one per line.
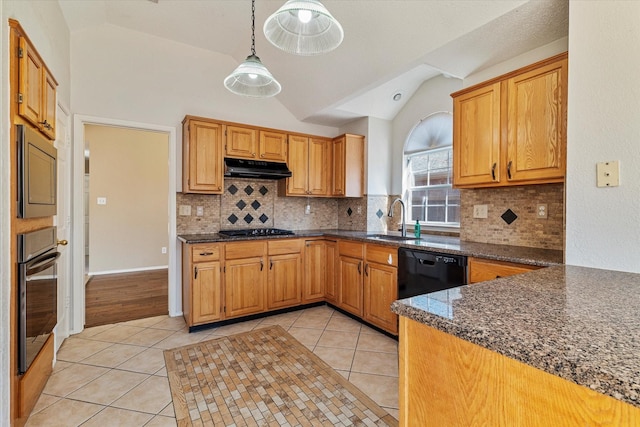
left=224, top=158, right=292, bottom=180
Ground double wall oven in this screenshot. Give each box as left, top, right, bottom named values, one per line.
left=17, top=227, right=59, bottom=375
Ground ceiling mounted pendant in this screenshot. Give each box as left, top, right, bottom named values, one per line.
left=263, top=0, right=344, bottom=56
left=224, top=0, right=281, bottom=97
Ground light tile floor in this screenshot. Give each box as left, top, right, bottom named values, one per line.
left=27, top=305, right=399, bottom=426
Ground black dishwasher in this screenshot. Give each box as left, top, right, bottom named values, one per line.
left=398, top=248, right=468, bottom=299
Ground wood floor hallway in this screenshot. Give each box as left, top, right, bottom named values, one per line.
left=85, top=269, right=168, bottom=328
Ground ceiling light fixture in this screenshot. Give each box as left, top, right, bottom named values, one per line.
left=393, top=92, right=402, bottom=102
left=263, top=0, right=344, bottom=56
left=224, top=0, right=281, bottom=97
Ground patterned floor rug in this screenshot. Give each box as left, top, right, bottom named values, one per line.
left=164, top=325, right=398, bottom=426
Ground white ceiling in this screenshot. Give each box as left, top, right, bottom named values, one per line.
left=58, top=0, right=568, bottom=127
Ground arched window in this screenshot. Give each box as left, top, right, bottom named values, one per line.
left=403, top=112, right=460, bottom=228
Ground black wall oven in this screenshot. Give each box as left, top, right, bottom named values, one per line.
left=17, top=124, right=57, bottom=218
left=17, top=227, right=59, bottom=375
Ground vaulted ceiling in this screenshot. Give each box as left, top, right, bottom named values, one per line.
left=58, top=0, right=568, bottom=127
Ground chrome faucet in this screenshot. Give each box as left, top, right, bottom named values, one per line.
left=388, top=198, right=407, bottom=237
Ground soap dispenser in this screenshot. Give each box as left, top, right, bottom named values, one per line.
left=414, top=220, right=421, bottom=238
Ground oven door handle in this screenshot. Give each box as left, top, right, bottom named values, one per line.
left=26, top=252, right=60, bottom=276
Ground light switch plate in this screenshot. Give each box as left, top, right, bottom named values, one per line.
left=473, top=204, right=488, bottom=219
left=97, top=197, right=107, bottom=205
left=179, top=205, right=191, bottom=216
left=596, top=161, right=620, bottom=187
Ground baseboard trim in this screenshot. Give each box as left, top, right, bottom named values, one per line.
left=88, top=266, right=168, bottom=276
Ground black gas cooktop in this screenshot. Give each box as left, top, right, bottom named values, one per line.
left=218, top=228, right=295, bottom=237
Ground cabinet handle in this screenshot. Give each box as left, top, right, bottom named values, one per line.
left=270, top=260, right=273, bottom=270
left=507, top=161, right=512, bottom=179
left=357, top=261, right=362, bottom=275
left=491, top=162, right=497, bottom=181
left=200, top=252, right=214, bottom=256
left=39, top=120, right=52, bottom=130
left=260, top=154, right=265, bottom=158
left=252, top=152, right=256, bottom=157
left=194, top=266, right=198, bottom=279
left=217, top=186, right=222, bottom=190
left=260, top=259, right=264, bottom=271
left=365, top=263, right=369, bottom=276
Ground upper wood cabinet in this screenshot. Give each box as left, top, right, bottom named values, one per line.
left=225, top=125, right=287, bottom=162
left=225, top=125, right=257, bottom=159
left=18, top=36, right=57, bottom=140
left=259, top=130, right=287, bottom=162
left=452, top=53, right=567, bottom=188
left=281, top=135, right=331, bottom=196
left=182, top=117, right=224, bottom=194
left=332, top=134, right=364, bottom=197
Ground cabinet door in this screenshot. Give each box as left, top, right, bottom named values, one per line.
left=364, top=262, right=398, bottom=334
left=42, top=69, right=57, bottom=140
left=225, top=257, right=266, bottom=318
left=304, top=241, right=326, bottom=302
left=506, top=58, right=567, bottom=183
left=259, top=130, right=287, bottom=162
left=453, top=82, right=501, bottom=187
left=332, top=136, right=346, bottom=196
left=226, top=125, right=257, bottom=159
left=267, top=253, right=302, bottom=309
left=18, top=37, right=43, bottom=128
left=192, top=261, right=223, bottom=324
left=468, top=257, right=539, bottom=284
left=185, top=120, right=224, bottom=193
left=286, top=135, right=309, bottom=195
left=308, top=137, right=331, bottom=196
left=338, top=255, right=363, bottom=317
left=324, top=241, right=338, bottom=303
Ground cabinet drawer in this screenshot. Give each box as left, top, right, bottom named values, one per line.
left=469, top=257, right=540, bottom=284
left=365, top=244, right=398, bottom=267
left=338, top=240, right=364, bottom=259
left=268, top=239, right=302, bottom=255
left=225, top=241, right=267, bottom=259
left=191, top=244, right=220, bottom=262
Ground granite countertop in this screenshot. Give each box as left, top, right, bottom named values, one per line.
left=391, top=265, right=640, bottom=408
left=178, top=229, right=563, bottom=267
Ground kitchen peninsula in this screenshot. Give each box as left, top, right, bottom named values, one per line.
left=391, top=266, right=640, bottom=426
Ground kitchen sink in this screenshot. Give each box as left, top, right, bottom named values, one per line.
left=365, top=234, right=420, bottom=242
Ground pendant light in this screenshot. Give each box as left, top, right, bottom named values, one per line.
left=224, top=0, right=281, bottom=97
left=263, top=0, right=344, bottom=56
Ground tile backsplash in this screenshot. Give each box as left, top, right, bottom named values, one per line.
left=178, top=178, right=565, bottom=251
left=459, top=183, right=564, bottom=250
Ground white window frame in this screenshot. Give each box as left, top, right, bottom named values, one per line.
left=403, top=146, right=460, bottom=230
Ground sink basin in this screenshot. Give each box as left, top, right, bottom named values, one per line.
left=365, top=234, right=420, bottom=242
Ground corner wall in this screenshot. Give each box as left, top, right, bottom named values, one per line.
left=565, top=2, right=640, bottom=272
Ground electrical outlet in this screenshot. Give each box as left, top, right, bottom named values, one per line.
left=161, top=247, right=167, bottom=254
left=536, top=204, right=548, bottom=219
left=97, top=197, right=107, bottom=205
left=305, top=204, right=311, bottom=215
left=357, top=206, right=362, bottom=214
left=196, top=206, right=204, bottom=216
left=179, top=205, right=191, bottom=216
left=473, top=204, right=488, bottom=219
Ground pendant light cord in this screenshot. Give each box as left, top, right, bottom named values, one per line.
left=251, top=0, right=256, bottom=56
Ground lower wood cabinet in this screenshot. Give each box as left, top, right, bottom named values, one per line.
left=337, top=241, right=365, bottom=317
left=182, top=238, right=399, bottom=335
left=267, top=239, right=303, bottom=309
left=364, top=244, right=398, bottom=334
left=303, top=239, right=337, bottom=304
left=224, top=241, right=268, bottom=319
left=469, top=256, right=540, bottom=284
left=182, top=243, right=223, bottom=326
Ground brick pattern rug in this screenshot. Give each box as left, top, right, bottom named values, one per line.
left=164, top=325, right=398, bottom=426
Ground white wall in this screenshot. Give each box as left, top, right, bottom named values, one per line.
left=390, top=75, right=463, bottom=194
left=86, top=125, right=169, bottom=274
left=565, top=2, right=640, bottom=273
left=0, top=1, right=70, bottom=423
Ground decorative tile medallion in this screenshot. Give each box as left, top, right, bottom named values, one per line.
left=228, top=214, right=238, bottom=224
left=236, top=200, right=247, bottom=210
left=244, top=185, right=254, bottom=195
left=244, top=214, right=254, bottom=224
left=501, top=208, right=518, bottom=225
left=347, top=207, right=353, bottom=217
left=227, top=184, right=238, bottom=195
left=251, top=200, right=261, bottom=210
left=259, top=214, right=269, bottom=223
left=259, top=186, right=268, bottom=196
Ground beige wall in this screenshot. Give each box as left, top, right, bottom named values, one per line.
left=87, top=125, right=169, bottom=273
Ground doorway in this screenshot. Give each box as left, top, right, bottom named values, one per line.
left=71, top=116, right=177, bottom=334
